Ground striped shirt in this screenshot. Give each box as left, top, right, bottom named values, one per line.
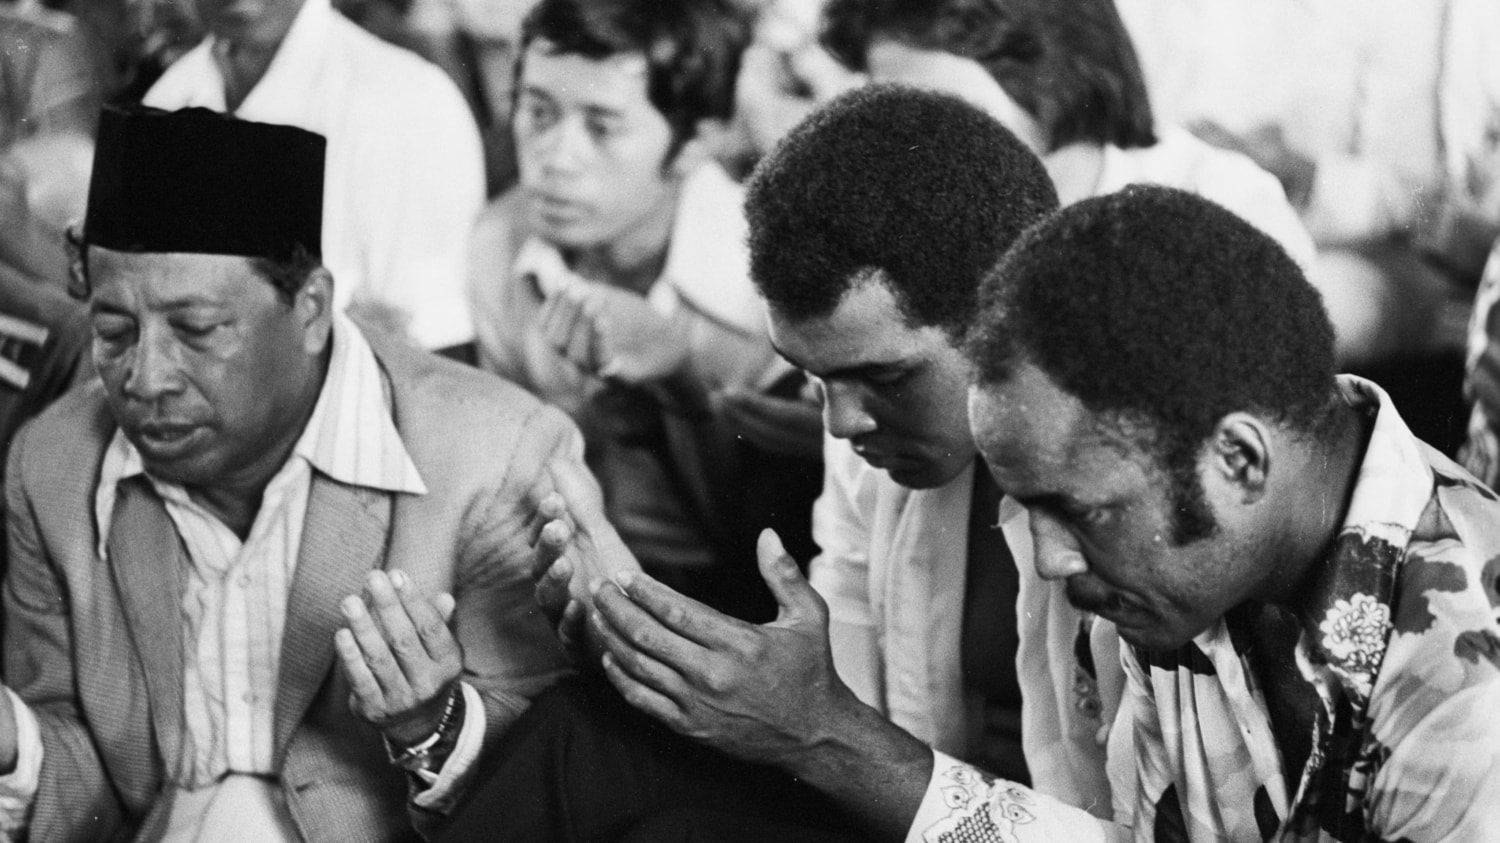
left=91, top=311, right=427, bottom=786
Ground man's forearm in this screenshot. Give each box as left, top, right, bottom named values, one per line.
left=775, top=695, right=933, bottom=841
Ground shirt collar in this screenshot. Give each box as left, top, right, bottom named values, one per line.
left=1299, top=374, right=1434, bottom=700
left=94, top=311, right=425, bottom=558
left=183, top=0, right=331, bottom=115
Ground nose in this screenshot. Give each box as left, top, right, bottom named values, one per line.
left=121, top=326, right=187, bottom=403
left=536, top=116, right=590, bottom=176
left=821, top=380, right=877, bottom=440
left=1029, top=510, right=1089, bottom=581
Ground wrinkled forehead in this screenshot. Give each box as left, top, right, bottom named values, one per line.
left=86, top=247, right=269, bottom=305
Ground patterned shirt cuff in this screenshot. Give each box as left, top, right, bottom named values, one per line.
left=410, top=682, right=485, bottom=813
left=0, top=688, right=42, bottom=833
left=907, top=750, right=1120, bottom=843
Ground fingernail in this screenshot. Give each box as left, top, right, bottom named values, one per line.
left=614, top=570, right=635, bottom=591
left=588, top=577, right=605, bottom=596
left=342, top=596, right=364, bottom=617
left=390, top=570, right=408, bottom=589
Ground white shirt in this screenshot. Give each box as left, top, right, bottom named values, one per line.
left=0, top=314, right=485, bottom=838
left=809, top=436, right=1124, bottom=819
left=1097, top=127, right=1317, bottom=272
left=144, top=0, right=485, bottom=349
left=1116, top=0, right=1446, bottom=245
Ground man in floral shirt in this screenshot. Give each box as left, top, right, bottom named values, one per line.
left=952, top=185, right=1500, bottom=843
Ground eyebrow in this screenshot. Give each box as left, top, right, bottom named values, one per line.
left=90, top=297, right=223, bottom=315
left=519, top=86, right=626, bottom=121
left=768, top=338, right=910, bottom=381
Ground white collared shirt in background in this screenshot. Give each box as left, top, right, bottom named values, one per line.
left=144, top=0, right=485, bottom=349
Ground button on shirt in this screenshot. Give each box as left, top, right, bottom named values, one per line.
left=0, top=314, right=486, bottom=837
left=907, top=376, right=1500, bottom=842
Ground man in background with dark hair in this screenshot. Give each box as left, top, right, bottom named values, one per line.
left=466, top=0, right=819, bottom=621
left=0, top=106, right=583, bottom=842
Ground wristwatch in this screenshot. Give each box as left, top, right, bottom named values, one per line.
left=387, top=684, right=465, bottom=780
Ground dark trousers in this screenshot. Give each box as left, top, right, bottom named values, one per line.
left=440, top=677, right=867, bottom=843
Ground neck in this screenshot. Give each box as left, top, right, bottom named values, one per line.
left=213, top=38, right=280, bottom=111
left=1261, top=399, right=1373, bottom=614
left=210, top=0, right=306, bottom=111
left=185, top=348, right=330, bottom=540
left=1042, top=142, right=1106, bottom=206
left=565, top=182, right=681, bottom=295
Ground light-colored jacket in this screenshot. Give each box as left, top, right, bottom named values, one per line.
left=2, top=334, right=577, bottom=841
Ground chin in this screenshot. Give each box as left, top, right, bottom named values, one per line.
left=883, top=463, right=945, bottom=490
left=1112, top=619, right=1205, bottom=653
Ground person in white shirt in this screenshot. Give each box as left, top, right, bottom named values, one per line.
left=0, top=106, right=578, bottom=842
left=145, top=0, right=485, bottom=351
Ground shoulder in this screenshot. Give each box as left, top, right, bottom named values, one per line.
left=1108, top=128, right=1315, bottom=266
left=8, top=381, right=112, bottom=497
left=372, top=337, right=576, bottom=472
left=469, top=189, right=535, bottom=307
left=472, top=189, right=533, bottom=261
left=327, top=16, right=474, bottom=123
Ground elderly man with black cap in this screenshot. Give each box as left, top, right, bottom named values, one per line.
left=0, top=106, right=580, bottom=842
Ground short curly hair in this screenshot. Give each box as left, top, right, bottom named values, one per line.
left=820, top=0, right=1156, bottom=152
left=966, top=185, right=1336, bottom=541
left=519, top=0, right=751, bottom=162
left=746, top=84, right=1058, bottom=338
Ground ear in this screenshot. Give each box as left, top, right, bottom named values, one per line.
left=1207, top=412, right=1272, bottom=502
left=296, top=267, right=335, bottom=355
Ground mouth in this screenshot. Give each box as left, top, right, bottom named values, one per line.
left=534, top=192, right=588, bottom=222
left=1064, top=579, right=1139, bottom=623
left=130, top=421, right=208, bottom=460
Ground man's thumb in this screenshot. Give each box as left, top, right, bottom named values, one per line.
left=756, top=528, right=818, bottom=623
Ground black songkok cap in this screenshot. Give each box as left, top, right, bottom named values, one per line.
left=84, top=105, right=326, bottom=262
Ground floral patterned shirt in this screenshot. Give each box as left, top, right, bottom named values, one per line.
left=1459, top=241, right=1500, bottom=488
left=906, top=376, right=1500, bottom=843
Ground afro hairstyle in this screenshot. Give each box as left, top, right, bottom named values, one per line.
left=967, top=185, right=1337, bottom=536
left=745, top=83, right=1058, bottom=338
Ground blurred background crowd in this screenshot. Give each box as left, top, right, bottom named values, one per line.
left=2, top=0, right=1498, bottom=602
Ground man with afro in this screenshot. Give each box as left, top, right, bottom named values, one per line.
left=961, top=185, right=1500, bottom=841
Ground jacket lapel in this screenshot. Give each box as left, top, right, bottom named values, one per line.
left=107, top=477, right=189, bottom=778
left=273, top=473, right=392, bottom=757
